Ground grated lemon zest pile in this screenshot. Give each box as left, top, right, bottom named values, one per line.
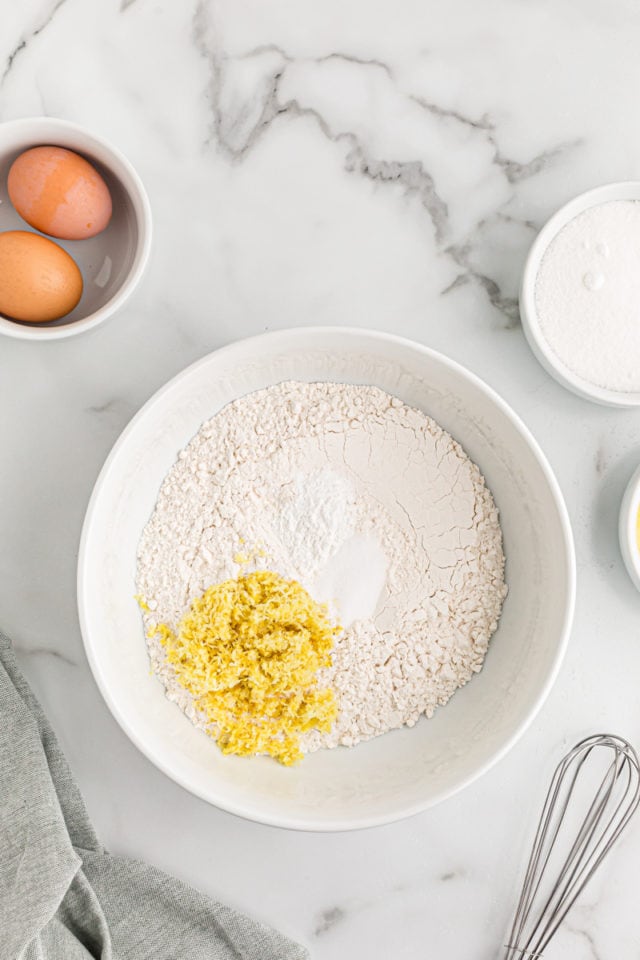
left=150, top=571, right=340, bottom=765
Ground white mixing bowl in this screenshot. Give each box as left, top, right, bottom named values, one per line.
left=78, top=328, right=575, bottom=830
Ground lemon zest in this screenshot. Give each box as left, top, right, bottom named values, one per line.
left=151, top=571, right=339, bottom=765
left=134, top=594, right=150, bottom=612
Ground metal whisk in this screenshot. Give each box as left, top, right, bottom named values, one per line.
left=502, top=734, right=640, bottom=958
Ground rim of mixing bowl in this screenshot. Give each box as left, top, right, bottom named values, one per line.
left=78, top=327, right=576, bottom=830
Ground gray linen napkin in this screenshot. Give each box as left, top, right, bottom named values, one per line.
left=0, top=632, right=308, bottom=960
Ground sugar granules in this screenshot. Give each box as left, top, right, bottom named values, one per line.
left=535, top=199, right=640, bottom=392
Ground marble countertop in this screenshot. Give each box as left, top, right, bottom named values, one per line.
left=2, top=1, right=640, bottom=957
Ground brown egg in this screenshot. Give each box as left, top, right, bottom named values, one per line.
left=8, top=145, right=113, bottom=240
left=0, top=230, right=83, bottom=322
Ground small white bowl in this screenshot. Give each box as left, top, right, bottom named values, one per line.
left=619, top=464, right=640, bottom=592
left=78, top=327, right=575, bottom=830
left=0, top=117, right=152, bottom=340
left=520, top=181, right=640, bottom=408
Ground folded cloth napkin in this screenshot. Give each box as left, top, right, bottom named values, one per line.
left=0, top=633, right=308, bottom=960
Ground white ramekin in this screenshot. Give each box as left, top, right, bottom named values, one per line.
left=520, top=181, right=640, bottom=408
left=620, top=464, right=640, bottom=592
left=0, top=117, right=152, bottom=340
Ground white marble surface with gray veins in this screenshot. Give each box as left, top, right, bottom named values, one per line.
left=2, top=2, right=640, bottom=957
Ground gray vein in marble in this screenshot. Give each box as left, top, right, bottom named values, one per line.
left=87, top=399, right=117, bottom=415
left=411, top=92, right=581, bottom=184
left=13, top=644, right=77, bottom=668
left=201, top=47, right=451, bottom=241
left=192, top=0, right=223, bottom=144
left=85, top=397, right=136, bottom=422
left=444, top=243, right=520, bottom=326
left=495, top=211, right=538, bottom=233
left=231, top=68, right=286, bottom=158
left=87, top=398, right=123, bottom=416
left=1, top=0, right=69, bottom=84
left=348, top=152, right=449, bottom=243
left=493, top=139, right=582, bottom=185
left=314, top=906, right=346, bottom=937
left=316, top=51, right=393, bottom=75
left=194, top=22, right=574, bottom=323
left=120, top=0, right=138, bottom=9
left=409, top=93, right=493, bottom=133
left=565, top=923, right=601, bottom=960
left=240, top=44, right=393, bottom=79
left=312, top=875, right=439, bottom=940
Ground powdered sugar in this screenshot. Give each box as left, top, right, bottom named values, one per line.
left=136, top=381, right=507, bottom=756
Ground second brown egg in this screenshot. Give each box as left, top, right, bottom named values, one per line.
left=0, top=230, right=83, bottom=322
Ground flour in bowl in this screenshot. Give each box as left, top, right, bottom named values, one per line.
left=136, top=382, right=507, bottom=758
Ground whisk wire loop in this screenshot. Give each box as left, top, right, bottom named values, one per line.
left=502, top=734, right=640, bottom=959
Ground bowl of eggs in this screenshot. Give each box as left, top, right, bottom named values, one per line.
left=0, top=117, right=152, bottom=340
